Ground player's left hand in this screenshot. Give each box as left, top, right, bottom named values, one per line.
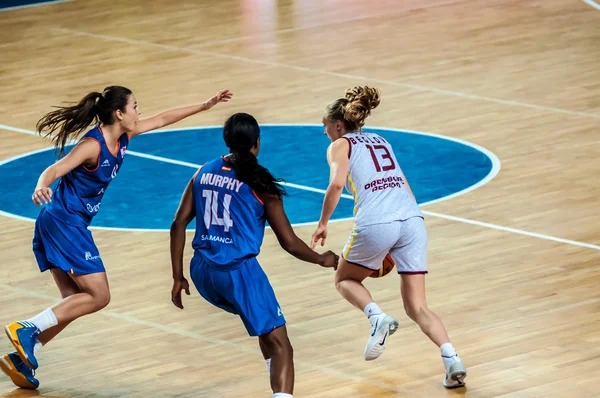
left=171, top=277, right=191, bottom=309
left=310, top=223, right=328, bottom=249
left=204, top=89, right=233, bottom=110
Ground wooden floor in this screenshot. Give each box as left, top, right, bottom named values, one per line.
left=1, top=0, right=600, bottom=396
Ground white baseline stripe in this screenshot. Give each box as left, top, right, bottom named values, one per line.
left=582, top=0, right=600, bottom=11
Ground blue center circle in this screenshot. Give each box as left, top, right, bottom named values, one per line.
left=0, top=125, right=499, bottom=230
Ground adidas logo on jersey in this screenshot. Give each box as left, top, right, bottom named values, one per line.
left=101, top=159, right=111, bottom=167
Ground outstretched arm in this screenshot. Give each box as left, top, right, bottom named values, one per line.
left=130, top=89, right=232, bottom=138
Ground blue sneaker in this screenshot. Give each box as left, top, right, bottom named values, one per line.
left=0, top=352, right=39, bottom=389
left=4, top=322, right=40, bottom=370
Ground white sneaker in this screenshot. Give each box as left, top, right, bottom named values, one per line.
left=364, top=314, right=399, bottom=361
left=442, top=355, right=467, bottom=388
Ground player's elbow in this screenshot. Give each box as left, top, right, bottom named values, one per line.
left=328, top=181, right=345, bottom=192
left=157, top=115, right=168, bottom=129
left=170, top=218, right=187, bottom=235
left=45, top=164, right=60, bottom=180
left=279, top=235, right=298, bottom=254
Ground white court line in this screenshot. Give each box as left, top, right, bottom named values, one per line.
left=142, top=122, right=503, bottom=209
left=0, top=123, right=501, bottom=207
left=128, top=149, right=356, bottom=199
left=51, top=28, right=600, bottom=120
left=190, top=0, right=466, bottom=49
left=0, top=124, right=41, bottom=135
left=0, top=0, right=68, bottom=12
left=422, top=211, right=600, bottom=251
left=583, top=0, right=600, bottom=11
left=0, top=123, right=598, bottom=250
left=128, top=152, right=600, bottom=250
left=0, top=283, right=416, bottom=395
left=0, top=49, right=166, bottom=83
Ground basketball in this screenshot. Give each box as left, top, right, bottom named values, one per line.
left=369, top=253, right=395, bottom=278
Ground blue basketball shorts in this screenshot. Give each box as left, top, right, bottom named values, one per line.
left=32, top=208, right=105, bottom=275
left=190, top=254, right=286, bottom=337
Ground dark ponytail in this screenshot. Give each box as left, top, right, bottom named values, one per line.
left=223, top=113, right=286, bottom=197
left=36, top=86, right=132, bottom=156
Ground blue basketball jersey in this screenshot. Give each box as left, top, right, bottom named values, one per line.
left=46, top=126, right=128, bottom=227
left=191, top=157, right=266, bottom=269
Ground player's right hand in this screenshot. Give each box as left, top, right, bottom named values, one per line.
left=319, top=250, right=339, bottom=270
left=311, top=223, right=328, bottom=249
left=32, top=187, right=53, bottom=206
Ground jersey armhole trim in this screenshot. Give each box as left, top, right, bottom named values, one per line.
left=252, top=190, right=264, bottom=206
left=341, top=136, right=352, bottom=159
left=80, top=138, right=102, bottom=172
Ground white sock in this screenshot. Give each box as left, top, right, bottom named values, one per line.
left=272, top=394, right=292, bottom=398
left=440, top=342, right=457, bottom=357
left=265, top=358, right=271, bottom=374
left=33, top=340, right=43, bottom=354
left=364, top=302, right=383, bottom=325
left=440, top=342, right=459, bottom=370
left=25, top=308, right=58, bottom=332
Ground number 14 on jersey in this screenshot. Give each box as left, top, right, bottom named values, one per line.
left=202, top=189, right=234, bottom=232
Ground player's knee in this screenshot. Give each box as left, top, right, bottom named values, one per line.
left=334, top=279, right=342, bottom=292
left=263, top=329, right=293, bottom=357
left=287, top=342, right=294, bottom=359
left=404, top=301, right=427, bottom=322
left=273, top=338, right=293, bottom=358
left=278, top=339, right=293, bottom=359
left=334, top=278, right=350, bottom=294
left=91, top=290, right=111, bottom=311
left=59, top=287, right=81, bottom=299
left=334, top=271, right=350, bottom=291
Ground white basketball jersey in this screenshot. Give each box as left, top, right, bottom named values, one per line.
left=342, top=132, right=422, bottom=226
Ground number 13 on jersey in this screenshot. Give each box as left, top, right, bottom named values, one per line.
left=202, top=189, right=234, bottom=232
left=366, top=144, right=396, bottom=172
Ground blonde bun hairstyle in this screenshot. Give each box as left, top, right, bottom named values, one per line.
left=325, top=86, right=380, bottom=131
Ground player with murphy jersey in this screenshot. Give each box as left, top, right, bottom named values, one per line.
left=170, top=113, right=338, bottom=398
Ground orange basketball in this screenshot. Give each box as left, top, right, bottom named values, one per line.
left=369, top=253, right=395, bottom=278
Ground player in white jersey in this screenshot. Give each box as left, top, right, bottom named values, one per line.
left=310, top=86, right=466, bottom=388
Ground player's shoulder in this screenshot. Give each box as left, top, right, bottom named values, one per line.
left=326, top=136, right=351, bottom=161
left=202, top=156, right=226, bottom=169
left=331, top=136, right=350, bottom=151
